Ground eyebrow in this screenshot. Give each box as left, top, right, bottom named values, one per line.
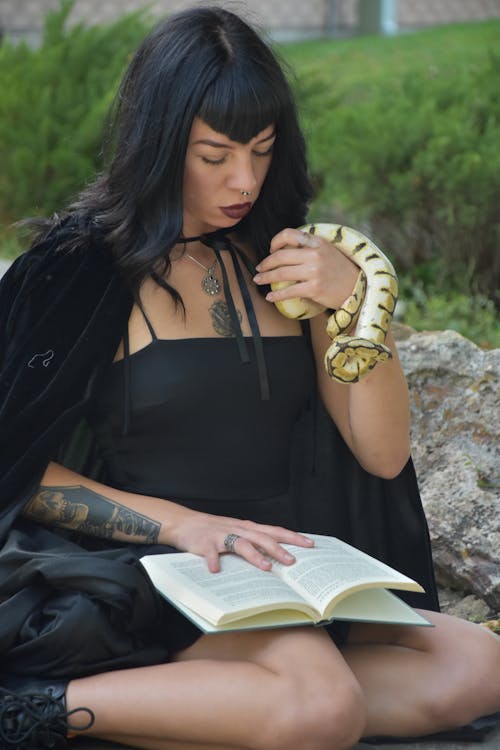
left=193, top=131, right=276, bottom=148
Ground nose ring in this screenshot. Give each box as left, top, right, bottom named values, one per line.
left=241, top=190, right=251, bottom=196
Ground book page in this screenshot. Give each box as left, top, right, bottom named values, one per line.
left=327, top=588, right=431, bottom=626
left=141, top=553, right=318, bottom=626
left=273, top=535, right=423, bottom=616
left=164, top=596, right=321, bottom=633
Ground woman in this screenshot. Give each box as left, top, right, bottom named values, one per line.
left=0, top=6, right=498, bottom=750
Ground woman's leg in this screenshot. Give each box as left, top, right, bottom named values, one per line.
left=66, top=626, right=366, bottom=750
left=342, top=609, right=500, bottom=738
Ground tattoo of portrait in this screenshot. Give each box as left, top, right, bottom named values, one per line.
left=23, top=486, right=160, bottom=544
left=210, top=300, right=243, bottom=337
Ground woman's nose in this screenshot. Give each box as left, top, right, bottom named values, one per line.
left=227, top=155, right=258, bottom=195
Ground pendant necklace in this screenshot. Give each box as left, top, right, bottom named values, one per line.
left=185, top=251, right=221, bottom=296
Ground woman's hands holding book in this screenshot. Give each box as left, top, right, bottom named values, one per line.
left=166, top=508, right=314, bottom=573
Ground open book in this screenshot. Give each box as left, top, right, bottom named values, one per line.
left=140, top=534, right=432, bottom=633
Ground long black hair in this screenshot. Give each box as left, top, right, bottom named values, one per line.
left=34, top=6, right=313, bottom=290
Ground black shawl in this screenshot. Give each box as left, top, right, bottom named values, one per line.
left=0, top=225, right=439, bottom=677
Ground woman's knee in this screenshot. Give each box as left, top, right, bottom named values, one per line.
left=259, top=672, right=366, bottom=750
left=420, top=616, right=500, bottom=728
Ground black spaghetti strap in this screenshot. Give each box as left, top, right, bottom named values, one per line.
left=135, top=297, right=158, bottom=342
left=122, top=324, right=131, bottom=436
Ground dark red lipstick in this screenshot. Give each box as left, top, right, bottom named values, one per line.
left=220, top=202, right=252, bottom=219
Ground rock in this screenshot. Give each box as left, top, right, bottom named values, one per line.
left=396, top=330, right=500, bottom=615
left=438, top=587, right=493, bottom=622
left=391, top=320, right=418, bottom=341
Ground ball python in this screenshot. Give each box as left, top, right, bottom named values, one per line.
left=271, top=223, right=398, bottom=383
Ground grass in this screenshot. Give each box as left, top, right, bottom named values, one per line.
left=276, top=19, right=500, bottom=209
left=279, top=20, right=500, bottom=84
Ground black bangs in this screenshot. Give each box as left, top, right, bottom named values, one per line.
left=198, top=62, right=285, bottom=143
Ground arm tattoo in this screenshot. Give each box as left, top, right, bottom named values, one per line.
left=210, top=300, right=243, bottom=337
left=23, top=485, right=161, bottom=544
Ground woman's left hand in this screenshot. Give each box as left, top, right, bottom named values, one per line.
left=253, top=227, right=359, bottom=311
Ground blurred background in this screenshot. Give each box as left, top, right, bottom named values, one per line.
left=1, top=0, right=499, bottom=345
left=2, top=0, right=500, bottom=44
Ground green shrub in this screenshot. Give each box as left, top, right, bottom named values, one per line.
left=398, top=274, right=500, bottom=349
left=284, top=23, right=500, bottom=304
left=0, top=0, right=150, bottom=226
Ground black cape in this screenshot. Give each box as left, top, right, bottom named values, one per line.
left=0, top=224, right=439, bottom=678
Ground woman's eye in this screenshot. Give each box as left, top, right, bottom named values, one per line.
left=201, top=156, right=226, bottom=165
left=254, top=145, right=275, bottom=158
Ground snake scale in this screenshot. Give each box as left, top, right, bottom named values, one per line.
left=271, top=223, right=398, bottom=383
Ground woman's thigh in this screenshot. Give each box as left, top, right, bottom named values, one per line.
left=174, top=623, right=350, bottom=675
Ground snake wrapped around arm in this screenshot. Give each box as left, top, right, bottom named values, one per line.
left=271, top=223, right=398, bottom=384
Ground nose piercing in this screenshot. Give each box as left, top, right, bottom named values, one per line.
left=241, top=190, right=251, bottom=196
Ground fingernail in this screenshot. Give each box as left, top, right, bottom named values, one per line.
left=308, top=238, right=320, bottom=247
left=284, top=552, right=295, bottom=562
left=253, top=274, right=261, bottom=282
left=265, top=293, right=274, bottom=301
left=255, top=264, right=261, bottom=271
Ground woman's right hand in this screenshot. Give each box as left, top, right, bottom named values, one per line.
left=166, top=508, right=314, bottom=573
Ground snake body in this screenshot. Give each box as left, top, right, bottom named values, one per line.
left=272, top=223, right=398, bottom=383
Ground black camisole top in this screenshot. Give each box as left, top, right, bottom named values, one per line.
left=89, top=315, right=316, bottom=511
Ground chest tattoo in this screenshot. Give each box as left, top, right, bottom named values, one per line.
left=210, top=300, right=243, bottom=338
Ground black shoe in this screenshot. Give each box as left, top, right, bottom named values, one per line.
left=0, top=675, right=94, bottom=749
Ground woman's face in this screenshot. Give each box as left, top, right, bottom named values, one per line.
left=183, top=117, right=275, bottom=236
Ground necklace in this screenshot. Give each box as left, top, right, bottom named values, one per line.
left=185, top=252, right=221, bottom=296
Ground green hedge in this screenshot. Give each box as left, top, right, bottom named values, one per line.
left=283, top=23, right=500, bottom=305
left=0, top=0, right=150, bottom=224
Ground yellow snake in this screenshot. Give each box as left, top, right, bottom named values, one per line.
left=271, top=223, right=398, bottom=383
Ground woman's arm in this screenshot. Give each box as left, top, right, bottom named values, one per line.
left=22, top=462, right=313, bottom=572
left=310, top=320, right=410, bottom=478
left=254, top=227, right=410, bottom=478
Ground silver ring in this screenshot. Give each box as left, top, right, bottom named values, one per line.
left=223, top=533, right=240, bottom=554
left=241, top=190, right=251, bottom=196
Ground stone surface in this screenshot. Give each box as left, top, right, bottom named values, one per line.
left=396, top=330, right=500, bottom=616
left=438, top=587, right=492, bottom=622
